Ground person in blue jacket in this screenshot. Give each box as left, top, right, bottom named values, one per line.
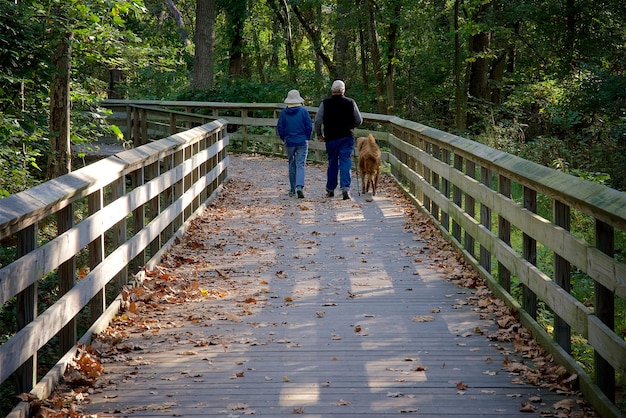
left=277, top=89, right=313, bottom=198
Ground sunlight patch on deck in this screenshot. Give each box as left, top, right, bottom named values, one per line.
left=279, top=383, right=320, bottom=406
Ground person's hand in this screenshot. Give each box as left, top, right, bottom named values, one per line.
left=317, top=136, right=325, bottom=142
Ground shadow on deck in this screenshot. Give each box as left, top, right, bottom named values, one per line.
left=60, top=154, right=595, bottom=417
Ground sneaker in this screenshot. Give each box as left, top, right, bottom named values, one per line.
left=342, top=190, right=350, bottom=200
left=297, top=188, right=304, bottom=198
left=326, top=190, right=334, bottom=198
left=288, top=191, right=296, bottom=197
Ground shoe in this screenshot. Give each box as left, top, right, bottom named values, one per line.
left=297, top=188, right=304, bottom=198
left=288, top=191, right=295, bottom=197
left=326, top=190, right=334, bottom=198
left=342, top=190, right=350, bottom=200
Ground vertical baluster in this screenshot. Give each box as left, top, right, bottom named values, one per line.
left=553, top=199, right=571, bottom=353
left=15, top=224, right=38, bottom=394
left=595, top=219, right=615, bottom=401
left=88, top=189, right=105, bottom=323
left=452, top=155, right=463, bottom=243
left=479, top=167, right=492, bottom=273
left=57, top=204, right=76, bottom=354
left=522, top=187, right=537, bottom=319
left=497, top=175, right=511, bottom=292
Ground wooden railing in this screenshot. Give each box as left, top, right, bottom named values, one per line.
left=2, top=100, right=625, bottom=417
left=0, top=118, right=229, bottom=417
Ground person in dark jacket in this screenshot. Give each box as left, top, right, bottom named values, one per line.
left=314, top=80, right=363, bottom=200
left=277, top=89, right=313, bottom=198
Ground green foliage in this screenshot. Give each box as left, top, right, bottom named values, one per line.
left=0, top=116, right=44, bottom=196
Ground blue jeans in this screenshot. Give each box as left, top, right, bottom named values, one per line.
left=287, top=143, right=309, bottom=193
left=325, top=137, right=354, bottom=191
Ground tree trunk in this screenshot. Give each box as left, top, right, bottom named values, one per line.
left=166, top=0, right=190, bottom=46
left=333, top=0, right=353, bottom=80
left=292, top=3, right=336, bottom=78
left=365, top=0, right=386, bottom=114
left=192, top=0, right=216, bottom=90
left=466, top=2, right=492, bottom=129
left=454, top=0, right=466, bottom=130
left=384, top=2, right=401, bottom=114
left=47, top=30, right=72, bottom=180
left=468, top=31, right=491, bottom=102
left=268, top=0, right=296, bottom=82
left=226, top=0, right=247, bottom=78
left=490, top=51, right=506, bottom=105
left=108, top=69, right=124, bottom=99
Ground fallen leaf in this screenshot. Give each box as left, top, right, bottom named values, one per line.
left=411, top=315, right=435, bottom=322
left=553, top=398, right=576, bottom=411
left=519, top=402, right=536, bottom=413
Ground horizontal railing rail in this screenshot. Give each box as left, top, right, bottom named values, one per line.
left=101, top=100, right=625, bottom=418
left=1, top=118, right=229, bottom=417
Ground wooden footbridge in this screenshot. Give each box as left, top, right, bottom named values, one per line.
left=1, top=101, right=624, bottom=417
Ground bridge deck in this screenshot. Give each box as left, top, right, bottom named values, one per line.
left=72, top=154, right=593, bottom=417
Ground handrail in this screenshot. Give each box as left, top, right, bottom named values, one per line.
left=100, top=100, right=625, bottom=418
left=1, top=118, right=229, bottom=416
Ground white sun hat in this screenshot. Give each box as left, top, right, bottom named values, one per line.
left=284, top=89, right=305, bottom=104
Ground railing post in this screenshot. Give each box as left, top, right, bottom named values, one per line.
left=111, top=177, right=128, bottom=291
left=131, top=166, right=146, bottom=274
left=163, top=154, right=176, bottom=243
left=131, top=106, right=140, bottom=144
left=170, top=112, right=177, bottom=135
left=58, top=204, right=76, bottom=354
left=15, top=223, right=38, bottom=394
left=497, top=175, right=511, bottom=292
left=479, top=167, right=492, bottom=273
left=423, top=142, right=432, bottom=212
left=452, top=155, right=463, bottom=242
left=192, top=141, right=201, bottom=212
left=173, top=148, right=185, bottom=231
left=441, top=149, right=451, bottom=232
left=553, top=200, right=571, bottom=353
left=241, top=109, right=248, bottom=153
left=147, top=159, right=161, bottom=258
left=522, top=186, right=537, bottom=319
left=431, top=144, right=440, bottom=223
left=88, top=189, right=105, bottom=323
left=464, top=160, right=476, bottom=257
left=140, top=108, right=148, bottom=146
left=594, top=219, right=615, bottom=402
left=125, top=105, right=132, bottom=142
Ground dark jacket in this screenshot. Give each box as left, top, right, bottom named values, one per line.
left=277, top=105, right=313, bottom=147
left=314, top=95, right=363, bottom=141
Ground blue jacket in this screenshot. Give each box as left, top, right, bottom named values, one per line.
left=277, top=105, right=313, bottom=147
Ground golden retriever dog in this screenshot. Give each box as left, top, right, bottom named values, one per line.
left=357, top=134, right=381, bottom=196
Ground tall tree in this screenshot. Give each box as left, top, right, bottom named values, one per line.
left=222, top=0, right=248, bottom=77
left=267, top=0, right=296, bottom=82
left=292, top=1, right=337, bottom=79
left=47, top=8, right=73, bottom=179
left=193, top=0, right=216, bottom=89
left=364, top=0, right=385, bottom=114
left=383, top=1, right=401, bottom=114
left=166, top=0, right=191, bottom=46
